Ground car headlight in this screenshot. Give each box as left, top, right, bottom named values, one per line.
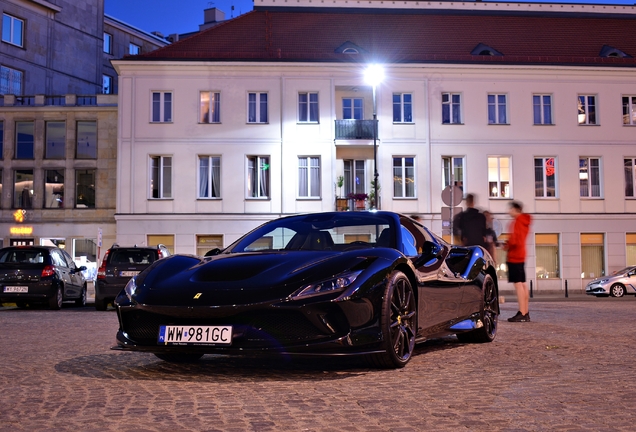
left=599, top=279, right=609, bottom=284
left=124, top=276, right=137, bottom=300
left=291, top=270, right=363, bottom=300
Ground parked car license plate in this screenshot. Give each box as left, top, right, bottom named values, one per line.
left=120, top=271, right=139, bottom=277
left=158, top=325, right=232, bottom=345
left=3, top=286, right=28, bottom=293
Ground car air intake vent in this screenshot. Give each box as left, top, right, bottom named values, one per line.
left=192, top=256, right=280, bottom=282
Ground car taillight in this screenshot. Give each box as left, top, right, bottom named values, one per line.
left=157, top=249, right=164, bottom=259
left=41, top=265, right=56, bottom=278
left=97, top=250, right=110, bottom=279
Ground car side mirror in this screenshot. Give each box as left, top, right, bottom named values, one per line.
left=421, top=241, right=443, bottom=259
left=78, top=265, right=87, bottom=272
left=204, top=248, right=221, bottom=257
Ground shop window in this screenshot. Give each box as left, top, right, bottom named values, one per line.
left=148, top=234, right=174, bottom=254
left=581, top=233, right=604, bottom=278
left=76, top=169, right=95, bottom=208
left=535, top=234, right=560, bottom=279
left=76, top=121, right=97, bottom=159
left=196, top=235, right=223, bottom=256
left=15, top=121, right=34, bottom=159
left=13, top=169, right=33, bottom=208
left=44, top=169, right=64, bottom=208
left=626, top=233, right=636, bottom=266
left=46, top=121, right=65, bottom=159
left=495, top=233, right=510, bottom=280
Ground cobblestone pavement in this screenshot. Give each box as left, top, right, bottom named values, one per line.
left=0, top=298, right=634, bottom=432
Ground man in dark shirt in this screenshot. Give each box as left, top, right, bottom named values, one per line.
left=452, top=193, right=487, bottom=248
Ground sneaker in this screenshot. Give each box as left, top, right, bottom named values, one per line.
left=508, top=312, right=531, bottom=322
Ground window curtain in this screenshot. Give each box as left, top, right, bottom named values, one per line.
left=211, top=93, right=220, bottom=123
left=309, top=93, right=319, bottom=122
left=309, top=157, right=320, bottom=197
left=211, top=157, right=220, bottom=197
left=405, top=157, right=415, bottom=197
left=162, top=157, right=172, bottom=198
left=581, top=245, right=604, bottom=278
left=625, top=159, right=634, bottom=196
left=298, top=94, right=308, bottom=122
left=199, top=157, right=209, bottom=197
left=247, top=157, right=256, bottom=197
left=248, top=94, right=256, bottom=123
left=536, top=245, right=559, bottom=278
left=393, top=158, right=402, bottom=197
left=298, top=157, right=308, bottom=196
left=259, top=157, right=269, bottom=197
left=259, top=93, right=268, bottom=123
left=163, top=93, right=172, bottom=122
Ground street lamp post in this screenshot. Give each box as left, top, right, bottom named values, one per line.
left=365, top=64, right=384, bottom=210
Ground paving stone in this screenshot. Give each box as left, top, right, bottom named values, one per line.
left=1, top=299, right=635, bottom=431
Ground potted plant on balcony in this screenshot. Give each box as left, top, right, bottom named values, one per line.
left=347, top=192, right=368, bottom=210
left=335, top=176, right=348, bottom=211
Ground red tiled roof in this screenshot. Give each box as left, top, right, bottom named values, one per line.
left=133, top=9, right=636, bottom=66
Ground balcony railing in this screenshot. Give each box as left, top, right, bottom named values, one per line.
left=334, top=119, right=376, bottom=140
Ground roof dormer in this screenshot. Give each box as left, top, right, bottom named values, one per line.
left=335, top=41, right=369, bottom=55
left=599, top=45, right=632, bottom=58
left=471, top=43, right=503, bottom=56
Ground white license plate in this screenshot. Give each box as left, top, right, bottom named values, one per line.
left=158, top=325, right=232, bottom=345
left=3, top=286, right=28, bottom=293
left=120, top=271, right=139, bottom=277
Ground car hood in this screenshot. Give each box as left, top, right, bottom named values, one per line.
left=135, top=251, right=375, bottom=306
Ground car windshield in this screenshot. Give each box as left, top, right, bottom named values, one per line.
left=227, top=213, right=395, bottom=253
left=110, top=249, right=156, bottom=265
left=612, top=267, right=635, bottom=275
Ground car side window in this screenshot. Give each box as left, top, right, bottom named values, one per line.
left=62, top=250, right=77, bottom=269
left=50, top=250, right=67, bottom=267
left=400, top=225, right=418, bottom=257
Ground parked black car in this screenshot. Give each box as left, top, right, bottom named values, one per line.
left=113, top=211, right=499, bottom=368
left=96, top=244, right=170, bottom=310
left=0, top=246, right=87, bottom=309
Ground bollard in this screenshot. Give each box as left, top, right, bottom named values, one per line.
left=530, top=279, right=533, bottom=298
left=565, top=279, right=569, bottom=298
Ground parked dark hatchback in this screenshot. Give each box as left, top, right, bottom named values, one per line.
left=95, top=245, right=169, bottom=310
left=0, top=246, right=87, bottom=309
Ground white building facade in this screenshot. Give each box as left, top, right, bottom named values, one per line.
left=113, top=0, right=636, bottom=291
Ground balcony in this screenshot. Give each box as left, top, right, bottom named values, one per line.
left=334, top=119, right=376, bottom=140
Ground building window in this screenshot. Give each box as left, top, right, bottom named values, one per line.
left=578, top=95, right=597, bottom=125
left=627, top=233, right=636, bottom=266
left=534, top=157, right=557, bottom=198
left=625, top=158, right=636, bottom=197
left=44, top=169, right=64, bottom=208
left=533, top=94, right=553, bottom=125
left=581, top=233, right=604, bottom=278
left=298, top=92, right=319, bottom=123
left=0, top=169, right=2, bottom=208
left=0, top=121, right=3, bottom=159
left=248, top=92, right=268, bottom=123
left=15, top=121, right=34, bottom=159
left=443, top=156, right=465, bottom=192
left=488, top=94, right=508, bottom=124
left=495, top=233, right=510, bottom=280
left=488, top=156, right=511, bottom=198
left=298, top=156, right=320, bottom=198
left=76, top=121, right=97, bottom=159
left=147, top=235, right=174, bottom=254
left=343, top=98, right=363, bottom=120
left=129, top=43, right=140, bottom=55
left=393, top=157, right=415, bottom=198
left=622, top=96, right=636, bottom=125
left=103, top=75, right=113, bottom=94
left=200, top=92, right=220, bottom=123
left=45, top=121, right=65, bottom=159
left=76, top=169, right=95, bottom=208
left=198, top=156, right=220, bottom=198
left=442, top=93, right=462, bottom=124
left=0, top=65, right=22, bottom=95
left=536, top=234, right=560, bottom=279
left=152, top=92, right=172, bottom=123
left=344, top=159, right=366, bottom=196
left=393, top=93, right=413, bottom=123
left=197, top=235, right=223, bottom=256
left=2, top=13, right=24, bottom=47
left=579, top=157, right=601, bottom=198
left=247, top=156, right=270, bottom=198
left=13, top=169, right=33, bottom=209
left=103, top=32, right=112, bottom=54
left=150, top=156, right=172, bottom=199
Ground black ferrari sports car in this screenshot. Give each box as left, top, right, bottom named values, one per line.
left=113, top=211, right=499, bottom=368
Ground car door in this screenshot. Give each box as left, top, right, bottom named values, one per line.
left=62, top=250, right=84, bottom=296
left=399, top=218, right=463, bottom=334
left=50, top=249, right=75, bottom=298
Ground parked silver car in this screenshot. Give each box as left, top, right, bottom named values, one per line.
left=585, top=266, right=636, bottom=297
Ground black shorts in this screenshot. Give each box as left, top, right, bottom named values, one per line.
left=507, top=262, right=526, bottom=283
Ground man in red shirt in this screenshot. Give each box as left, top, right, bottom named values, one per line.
left=504, top=201, right=532, bottom=322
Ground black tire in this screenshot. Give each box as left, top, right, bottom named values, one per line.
left=49, top=286, right=63, bottom=310
left=366, top=271, right=417, bottom=369
left=75, top=285, right=87, bottom=307
left=94, top=297, right=108, bottom=311
left=457, top=274, right=498, bottom=343
left=154, top=353, right=204, bottom=363
left=16, top=301, right=28, bottom=309
left=610, top=284, right=625, bottom=298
